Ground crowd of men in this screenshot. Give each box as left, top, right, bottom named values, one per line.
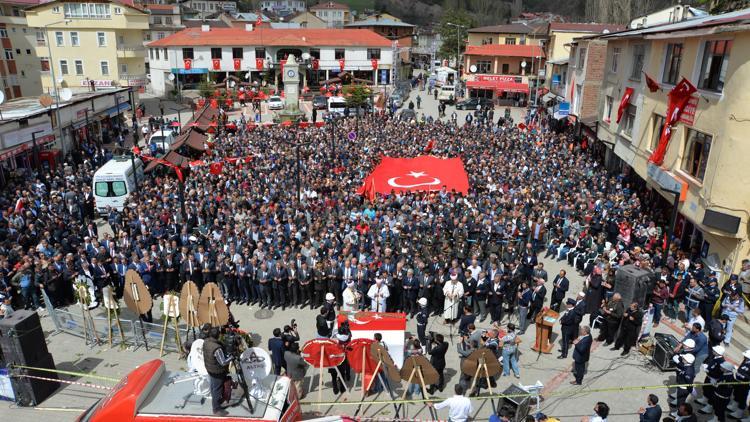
left=1, top=96, right=750, bottom=421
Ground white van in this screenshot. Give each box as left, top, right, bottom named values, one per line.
left=438, top=85, right=456, bottom=104
left=93, top=156, right=144, bottom=214
left=148, top=130, right=176, bottom=154
left=327, top=96, right=347, bottom=117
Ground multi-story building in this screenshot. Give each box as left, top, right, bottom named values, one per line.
left=467, top=23, right=547, bottom=47
left=463, top=43, right=544, bottom=105
left=345, top=15, right=414, bottom=42
left=565, top=37, right=608, bottom=125
left=0, top=0, right=43, bottom=99
left=309, top=1, right=351, bottom=28
left=259, top=0, right=305, bottom=16
left=143, top=4, right=183, bottom=43
left=147, top=27, right=393, bottom=96
left=590, top=9, right=750, bottom=282
left=25, top=0, right=149, bottom=94
left=288, top=11, right=326, bottom=29
left=183, top=0, right=236, bottom=18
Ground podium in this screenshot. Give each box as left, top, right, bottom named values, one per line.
left=531, top=308, right=559, bottom=354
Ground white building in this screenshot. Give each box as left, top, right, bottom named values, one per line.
left=628, top=4, right=707, bottom=29
left=183, top=0, right=237, bottom=18
left=147, top=26, right=394, bottom=96
left=259, top=0, right=306, bottom=15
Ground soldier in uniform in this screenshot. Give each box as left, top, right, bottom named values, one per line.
left=416, top=297, right=429, bottom=347
left=729, top=349, right=750, bottom=419
left=696, top=345, right=726, bottom=414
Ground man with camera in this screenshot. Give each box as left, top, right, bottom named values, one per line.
left=427, top=332, right=448, bottom=394
left=202, top=326, right=234, bottom=416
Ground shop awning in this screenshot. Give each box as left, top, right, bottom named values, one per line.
left=466, top=79, right=529, bottom=94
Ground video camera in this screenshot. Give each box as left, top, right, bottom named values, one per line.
left=223, top=330, right=243, bottom=358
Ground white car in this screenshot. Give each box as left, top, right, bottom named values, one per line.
left=268, top=96, right=284, bottom=110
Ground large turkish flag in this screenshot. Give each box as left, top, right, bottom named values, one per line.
left=358, top=156, right=469, bottom=197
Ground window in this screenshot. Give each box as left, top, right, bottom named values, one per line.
left=100, top=61, right=109, bottom=75
left=650, top=114, right=665, bottom=151
left=622, top=104, right=637, bottom=137
left=662, top=43, right=682, bottom=85
left=578, top=47, right=586, bottom=68
left=698, top=40, right=732, bottom=92
left=519, top=36, right=526, bottom=45
left=165, top=17, right=173, bottom=24
left=36, top=31, right=46, bottom=46
left=232, top=47, right=243, bottom=59
left=157, top=32, right=165, bottom=39
left=40, top=58, right=50, bottom=71
left=4, top=49, right=12, bottom=60
left=143, top=32, right=151, bottom=41
left=182, top=47, right=194, bottom=60
left=55, top=31, right=64, bottom=46
left=120, top=63, right=127, bottom=74
left=603, top=95, right=614, bottom=122
left=95, top=181, right=127, bottom=197
left=70, top=31, right=79, bottom=46
left=505, top=37, right=516, bottom=45
left=476, top=60, right=491, bottom=73
left=64, top=3, right=111, bottom=19
left=682, top=129, right=712, bottom=181
left=15, top=49, right=20, bottom=54
left=52, top=6, right=60, bottom=13
left=254, top=48, right=265, bottom=59
left=334, top=48, right=345, bottom=60
left=155, top=48, right=159, bottom=60
left=114, top=7, right=121, bottom=14
left=163, top=48, right=168, bottom=60
left=367, top=48, right=381, bottom=60
left=153, top=17, right=162, bottom=24
left=630, top=44, right=645, bottom=80
left=0, top=29, right=7, bottom=38
left=25, top=49, right=30, bottom=55
left=501, top=63, right=509, bottom=74
left=60, top=60, right=69, bottom=75
left=97, top=32, right=106, bottom=46
left=74, top=60, right=83, bottom=75
left=149, top=48, right=153, bottom=60
left=211, top=47, right=222, bottom=59
left=610, top=47, right=620, bottom=73
left=308, top=48, right=320, bottom=59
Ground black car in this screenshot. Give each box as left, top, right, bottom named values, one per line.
left=455, top=98, right=494, bottom=110
left=312, top=95, right=328, bottom=110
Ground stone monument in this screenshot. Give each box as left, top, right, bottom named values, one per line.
left=277, top=54, right=305, bottom=123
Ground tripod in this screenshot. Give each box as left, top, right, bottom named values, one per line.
left=230, top=357, right=254, bottom=413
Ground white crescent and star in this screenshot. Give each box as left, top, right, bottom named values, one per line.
left=387, top=171, right=441, bottom=189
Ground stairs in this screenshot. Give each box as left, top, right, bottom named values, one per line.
left=727, top=314, right=750, bottom=363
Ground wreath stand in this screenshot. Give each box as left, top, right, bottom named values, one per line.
left=76, top=283, right=100, bottom=347
left=103, top=286, right=125, bottom=347
left=160, top=294, right=183, bottom=357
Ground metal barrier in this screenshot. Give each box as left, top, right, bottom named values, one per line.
left=133, top=320, right=188, bottom=353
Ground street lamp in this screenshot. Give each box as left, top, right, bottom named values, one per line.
left=520, top=22, right=542, bottom=107
left=169, top=106, right=191, bottom=129
left=43, top=19, right=71, bottom=158
left=280, top=132, right=312, bottom=203
left=446, top=22, right=467, bottom=71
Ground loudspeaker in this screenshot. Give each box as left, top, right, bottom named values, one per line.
left=499, top=384, right=531, bottom=422
left=0, top=310, right=50, bottom=366
left=652, top=333, right=679, bottom=372
left=10, top=352, right=59, bottom=406
left=614, top=265, right=656, bottom=308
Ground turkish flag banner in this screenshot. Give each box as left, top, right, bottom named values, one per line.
left=371, top=59, right=378, bottom=70
left=337, top=312, right=406, bottom=366
left=209, top=162, right=223, bottom=175
left=233, top=58, right=241, bottom=70
left=649, top=77, right=697, bottom=165
left=255, top=58, right=264, bottom=70
left=209, top=99, right=218, bottom=109
left=644, top=72, right=660, bottom=92
left=183, top=59, right=192, bottom=70
left=212, top=58, right=221, bottom=71
left=339, top=59, right=345, bottom=72
left=358, top=156, right=469, bottom=197
left=280, top=59, right=286, bottom=74
left=616, top=87, right=634, bottom=123
left=312, top=59, right=319, bottom=70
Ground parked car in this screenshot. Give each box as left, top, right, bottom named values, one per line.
left=455, top=97, right=495, bottom=110
left=268, top=96, right=284, bottom=110
left=390, top=93, right=403, bottom=108
left=398, top=109, right=417, bottom=121
left=312, top=95, right=328, bottom=110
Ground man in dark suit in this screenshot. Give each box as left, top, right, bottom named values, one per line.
left=558, top=298, right=578, bottom=359
left=180, top=254, right=202, bottom=286
left=528, top=278, right=547, bottom=322
left=427, top=333, right=449, bottom=394
left=550, top=269, right=570, bottom=312
left=638, top=394, right=662, bottom=422
left=571, top=325, right=592, bottom=385
left=268, top=328, right=285, bottom=375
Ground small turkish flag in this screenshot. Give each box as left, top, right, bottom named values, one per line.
left=233, top=58, right=241, bottom=71
left=255, top=14, right=262, bottom=27
left=424, top=139, right=435, bottom=153
left=209, top=162, right=223, bottom=175
left=210, top=99, right=218, bottom=109
left=212, top=59, right=221, bottom=71
left=197, top=98, right=206, bottom=108
left=255, top=58, right=264, bottom=70
left=339, top=59, right=345, bottom=72
left=214, top=89, right=221, bottom=98
left=312, top=59, right=319, bottom=70
left=371, top=59, right=378, bottom=70
left=183, top=59, right=192, bottom=70
left=644, top=72, right=660, bottom=92
left=225, top=98, right=233, bottom=108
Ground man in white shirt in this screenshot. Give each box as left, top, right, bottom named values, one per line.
left=430, top=384, right=473, bottom=422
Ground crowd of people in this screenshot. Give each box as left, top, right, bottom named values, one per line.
left=1, top=90, right=749, bottom=421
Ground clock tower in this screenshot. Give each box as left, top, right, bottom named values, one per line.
left=282, top=54, right=300, bottom=112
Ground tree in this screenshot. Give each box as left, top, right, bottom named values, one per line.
left=438, top=9, right=475, bottom=68
left=343, top=84, right=371, bottom=109
left=698, top=0, right=750, bottom=13
left=198, top=80, right=213, bottom=99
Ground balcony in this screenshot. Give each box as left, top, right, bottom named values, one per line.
left=116, top=45, right=146, bottom=59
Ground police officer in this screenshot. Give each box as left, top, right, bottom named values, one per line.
left=202, top=327, right=233, bottom=416
left=729, top=350, right=750, bottom=419
left=711, top=362, right=735, bottom=421
left=696, top=345, right=726, bottom=414
left=416, top=297, right=429, bottom=346
left=323, top=293, right=337, bottom=335
left=668, top=353, right=695, bottom=418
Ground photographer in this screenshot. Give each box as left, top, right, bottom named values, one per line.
left=282, top=321, right=300, bottom=349
left=203, top=326, right=233, bottom=417
left=427, top=332, right=448, bottom=394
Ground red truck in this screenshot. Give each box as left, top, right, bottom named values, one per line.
left=76, top=359, right=301, bottom=422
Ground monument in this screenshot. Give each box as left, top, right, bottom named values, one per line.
left=277, top=54, right=305, bottom=123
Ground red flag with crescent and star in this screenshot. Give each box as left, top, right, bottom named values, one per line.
left=649, top=77, right=697, bottom=165
left=616, top=87, right=634, bottom=123
left=255, top=58, right=264, bottom=70
left=183, top=59, right=192, bottom=70
left=357, top=156, right=469, bottom=197
left=644, top=72, right=660, bottom=92
left=212, top=59, right=221, bottom=71
left=233, top=58, right=241, bottom=71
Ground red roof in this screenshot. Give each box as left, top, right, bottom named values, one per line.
left=144, top=4, right=177, bottom=10
left=465, top=44, right=545, bottom=58
left=310, top=1, right=349, bottom=10
left=549, top=22, right=625, bottom=33
left=148, top=27, right=391, bottom=47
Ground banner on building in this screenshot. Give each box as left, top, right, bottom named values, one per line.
left=616, top=87, right=634, bottom=123
left=649, top=77, right=697, bottom=165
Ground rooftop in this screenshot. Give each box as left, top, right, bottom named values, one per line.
left=147, top=27, right=392, bottom=47
left=596, top=6, right=750, bottom=39
left=0, top=88, right=129, bottom=123
left=345, top=18, right=415, bottom=28
left=183, top=19, right=232, bottom=28
left=465, top=44, right=545, bottom=58
left=309, top=1, right=349, bottom=10
left=548, top=22, right=625, bottom=33
left=468, top=23, right=547, bottom=34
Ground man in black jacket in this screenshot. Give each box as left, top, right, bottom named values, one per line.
left=427, top=333, right=448, bottom=394
left=612, top=301, right=643, bottom=355
left=528, top=278, right=547, bottom=322
left=203, top=327, right=232, bottom=416
left=571, top=325, right=592, bottom=385
left=708, top=314, right=727, bottom=346
left=558, top=298, right=578, bottom=359
left=550, top=270, right=569, bottom=312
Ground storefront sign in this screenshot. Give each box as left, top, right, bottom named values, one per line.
left=80, top=79, right=113, bottom=87
left=76, top=108, right=92, bottom=119
left=678, top=95, right=699, bottom=126
left=380, top=69, right=388, bottom=85
left=127, top=79, right=148, bottom=87
left=474, top=74, right=523, bottom=84
left=170, top=68, right=209, bottom=75
left=552, top=75, right=561, bottom=86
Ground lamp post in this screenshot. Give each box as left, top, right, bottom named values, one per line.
left=43, top=19, right=71, bottom=158
left=446, top=22, right=467, bottom=71
left=520, top=22, right=542, bottom=106
left=280, top=132, right=312, bottom=203
left=169, top=106, right=190, bottom=129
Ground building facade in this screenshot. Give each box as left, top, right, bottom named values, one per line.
left=147, top=27, right=394, bottom=96
left=183, top=0, right=236, bottom=18
left=566, top=38, right=608, bottom=123
left=467, top=23, right=547, bottom=47
left=25, top=0, right=149, bottom=94
left=463, top=43, right=544, bottom=105
left=309, top=1, right=350, bottom=28
left=592, top=10, right=750, bottom=276
left=259, top=0, right=305, bottom=15
left=143, top=4, right=183, bottom=43
left=288, top=11, right=327, bottom=29
left=0, top=0, right=43, bottom=99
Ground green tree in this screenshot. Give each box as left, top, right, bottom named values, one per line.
left=198, top=80, right=213, bottom=99
left=343, top=84, right=371, bottom=108
left=697, top=0, right=749, bottom=13
left=438, top=9, right=475, bottom=68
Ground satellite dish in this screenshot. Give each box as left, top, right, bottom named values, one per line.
left=602, top=29, right=610, bottom=34
left=39, top=94, right=54, bottom=108
left=60, top=88, right=73, bottom=101
left=521, top=61, right=527, bottom=68
left=301, top=52, right=311, bottom=61
left=0, top=90, right=5, bottom=105
left=469, top=64, right=477, bottom=73
left=245, top=72, right=251, bottom=80
left=168, top=73, right=175, bottom=81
